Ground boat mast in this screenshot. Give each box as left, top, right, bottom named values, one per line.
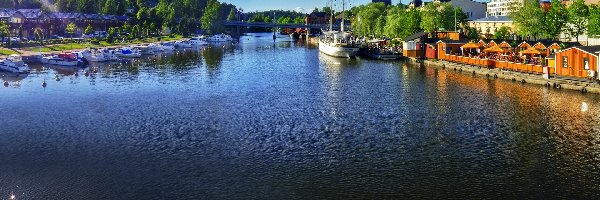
left=329, top=0, right=333, bottom=32
left=341, top=0, right=345, bottom=33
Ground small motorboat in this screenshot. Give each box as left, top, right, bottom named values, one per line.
left=174, top=41, right=192, bottom=48
left=115, top=47, right=142, bottom=58
left=100, top=49, right=119, bottom=61
left=189, top=37, right=209, bottom=46
left=159, top=42, right=176, bottom=51
left=78, top=49, right=108, bottom=62
left=40, top=52, right=82, bottom=66
left=0, top=54, right=29, bottom=73
left=206, top=34, right=233, bottom=42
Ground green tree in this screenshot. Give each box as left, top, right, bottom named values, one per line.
left=465, top=26, right=479, bottom=39
left=227, top=8, right=237, bottom=21
left=84, top=24, right=94, bottom=35
left=65, top=22, right=77, bottom=38
left=568, top=0, right=589, bottom=42
left=107, top=27, right=117, bottom=43
left=201, top=0, right=223, bottom=35
left=77, top=0, right=96, bottom=13
left=509, top=0, right=546, bottom=40
left=33, top=31, right=44, bottom=46
left=0, top=21, right=9, bottom=47
left=102, top=0, right=127, bottom=15
left=588, top=5, right=600, bottom=37
left=420, top=2, right=460, bottom=33
left=494, top=26, right=511, bottom=40
left=544, top=0, right=568, bottom=40
left=322, top=6, right=332, bottom=14
left=354, top=2, right=387, bottom=37
left=383, top=7, right=422, bottom=39
left=277, top=16, right=291, bottom=24
left=293, top=16, right=304, bottom=24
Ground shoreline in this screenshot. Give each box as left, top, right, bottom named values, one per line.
left=408, top=58, right=600, bottom=94
left=0, top=38, right=190, bottom=60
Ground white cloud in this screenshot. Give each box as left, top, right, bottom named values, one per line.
left=295, top=7, right=305, bottom=13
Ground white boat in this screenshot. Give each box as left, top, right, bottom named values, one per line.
left=40, top=53, right=82, bottom=66
left=319, top=31, right=359, bottom=58
left=133, top=45, right=156, bottom=55
left=318, top=0, right=358, bottom=58
left=174, top=41, right=192, bottom=48
left=189, top=37, right=209, bottom=46
left=115, top=47, right=142, bottom=58
left=158, top=42, right=176, bottom=51
left=78, top=49, right=107, bottom=62
left=206, top=34, right=233, bottom=42
left=100, top=49, right=119, bottom=61
left=0, top=54, right=29, bottom=73
left=147, top=43, right=162, bottom=52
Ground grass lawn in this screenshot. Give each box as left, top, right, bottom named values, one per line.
left=0, top=48, right=21, bottom=55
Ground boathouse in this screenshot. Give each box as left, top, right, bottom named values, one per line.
left=403, top=32, right=429, bottom=58
left=554, top=46, right=600, bottom=79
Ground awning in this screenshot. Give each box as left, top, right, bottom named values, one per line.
left=483, top=45, right=505, bottom=53
left=461, top=42, right=479, bottom=49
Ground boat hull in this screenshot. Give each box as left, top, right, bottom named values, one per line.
left=318, top=40, right=359, bottom=58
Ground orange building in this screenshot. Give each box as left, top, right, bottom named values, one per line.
left=554, top=46, right=600, bottom=79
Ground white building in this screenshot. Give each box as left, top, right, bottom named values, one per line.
left=448, top=0, right=487, bottom=21
left=487, top=0, right=521, bottom=16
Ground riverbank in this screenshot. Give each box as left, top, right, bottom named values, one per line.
left=0, top=35, right=187, bottom=59
left=408, top=58, right=600, bottom=94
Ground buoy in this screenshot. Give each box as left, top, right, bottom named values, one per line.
left=521, top=79, right=526, bottom=83
left=512, top=78, right=516, bottom=81
left=545, top=83, right=551, bottom=87
left=442, top=64, right=445, bottom=69
left=582, top=88, right=587, bottom=93
left=55, top=75, right=60, bottom=81
left=74, top=72, right=79, bottom=77
left=453, top=68, right=456, bottom=71
left=42, top=81, right=47, bottom=88
left=3, top=81, right=8, bottom=87
left=85, top=71, right=90, bottom=77
left=493, top=74, right=498, bottom=78
left=486, top=74, right=490, bottom=77
left=459, top=68, right=462, bottom=72
left=472, top=71, right=476, bottom=75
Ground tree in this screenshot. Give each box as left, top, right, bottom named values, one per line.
left=277, top=16, right=291, bottom=24
left=509, top=0, right=546, bottom=40
left=293, top=16, right=304, bottom=24
left=33, top=28, right=44, bottom=46
left=589, top=5, right=600, bottom=37
left=227, top=8, right=237, bottom=21
left=322, top=6, right=332, bottom=14
left=65, top=22, right=77, bottom=38
left=465, top=26, right=479, bottom=39
left=201, top=0, right=223, bottom=35
left=494, top=26, right=511, bottom=40
left=102, top=0, right=127, bottom=15
left=107, top=27, right=117, bottom=43
left=544, top=0, right=568, bottom=40
left=568, top=0, right=589, bottom=42
left=354, top=2, right=387, bottom=37
left=84, top=24, right=94, bottom=35
left=0, top=21, right=10, bottom=47
left=420, top=2, right=460, bottom=33
left=312, top=7, right=319, bottom=13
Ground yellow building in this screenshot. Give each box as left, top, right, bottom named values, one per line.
left=468, top=16, right=514, bottom=38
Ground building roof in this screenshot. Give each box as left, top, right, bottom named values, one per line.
left=49, top=12, right=81, bottom=19
left=472, top=16, right=512, bottom=22
left=16, top=9, right=43, bottom=19
left=0, top=9, right=16, bottom=18
left=403, top=32, right=428, bottom=41
left=437, top=38, right=470, bottom=44
left=575, top=46, right=600, bottom=54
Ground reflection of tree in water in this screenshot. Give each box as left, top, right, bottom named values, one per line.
left=203, top=46, right=224, bottom=71
left=156, top=50, right=203, bottom=71
left=47, top=65, right=82, bottom=76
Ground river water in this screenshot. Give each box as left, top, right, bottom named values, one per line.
left=0, top=33, right=599, bottom=199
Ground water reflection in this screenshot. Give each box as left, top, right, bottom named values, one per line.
left=1, top=33, right=600, bottom=199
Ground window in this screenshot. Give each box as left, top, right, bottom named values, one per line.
left=584, top=58, right=590, bottom=70
left=563, top=56, right=568, bottom=68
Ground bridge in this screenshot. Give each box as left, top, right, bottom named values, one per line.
left=223, top=21, right=350, bottom=30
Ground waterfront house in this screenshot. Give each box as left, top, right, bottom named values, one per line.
left=305, top=12, right=329, bottom=25
left=403, top=32, right=429, bottom=58
left=468, top=16, right=514, bottom=37
left=554, top=46, right=600, bottom=79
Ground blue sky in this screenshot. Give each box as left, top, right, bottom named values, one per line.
left=222, top=0, right=406, bottom=13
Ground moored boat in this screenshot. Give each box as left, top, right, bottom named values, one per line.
left=0, top=54, right=29, bottom=73
left=40, top=53, right=82, bottom=66
left=206, top=34, right=233, bottom=42
left=115, top=47, right=142, bottom=58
